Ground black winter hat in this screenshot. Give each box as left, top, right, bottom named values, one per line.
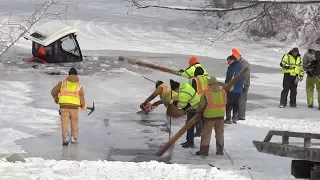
left=170, top=79, right=180, bottom=90
left=291, top=47, right=299, bottom=54
left=69, top=68, right=77, bottom=75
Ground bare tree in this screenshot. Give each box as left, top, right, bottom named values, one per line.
left=130, top=0, right=320, bottom=46
left=0, top=0, right=74, bottom=59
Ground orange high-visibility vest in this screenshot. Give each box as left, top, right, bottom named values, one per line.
left=58, top=80, right=81, bottom=105
left=194, top=75, right=209, bottom=96
left=203, top=89, right=226, bottom=118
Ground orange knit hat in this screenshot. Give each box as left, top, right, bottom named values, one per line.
left=189, top=56, right=199, bottom=65
left=232, top=48, right=241, bottom=58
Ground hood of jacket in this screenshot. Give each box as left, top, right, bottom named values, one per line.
left=209, top=84, right=223, bottom=93
left=66, top=75, right=79, bottom=82
left=288, top=50, right=301, bottom=58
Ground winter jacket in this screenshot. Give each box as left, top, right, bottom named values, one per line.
left=51, top=75, right=86, bottom=109
left=303, top=51, right=317, bottom=77
left=280, top=51, right=304, bottom=76
left=239, top=57, right=250, bottom=87
left=225, top=61, right=244, bottom=94
left=179, top=63, right=208, bottom=83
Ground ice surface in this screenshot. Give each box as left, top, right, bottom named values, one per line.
left=0, top=0, right=318, bottom=179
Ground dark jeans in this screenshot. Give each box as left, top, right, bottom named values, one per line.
left=226, top=92, right=241, bottom=120
left=186, top=111, right=196, bottom=145
left=280, top=73, right=298, bottom=106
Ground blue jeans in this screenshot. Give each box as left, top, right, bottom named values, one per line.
left=186, top=111, right=196, bottom=145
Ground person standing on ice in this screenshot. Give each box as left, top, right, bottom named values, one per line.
left=191, top=67, right=209, bottom=137
left=195, top=76, right=226, bottom=156
left=51, top=68, right=87, bottom=145
left=178, top=56, right=209, bottom=84
left=231, top=48, right=250, bottom=120
left=279, top=48, right=304, bottom=108
left=140, top=80, right=177, bottom=110
left=170, top=79, right=200, bottom=148
left=303, top=44, right=320, bottom=109
left=224, top=55, right=244, bottom=124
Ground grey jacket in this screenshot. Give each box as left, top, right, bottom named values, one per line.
left=303, top=51, right=315, bottom=71
left=240, top=57, right=250, bottom=87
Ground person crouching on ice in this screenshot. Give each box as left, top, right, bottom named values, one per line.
left=140, top=80, right=178, bottom=110
left=169, top=79, right=200, bottom=148
left=51, top=68, right=87, bottom=146
left=195, top=76, right=226, bottom=156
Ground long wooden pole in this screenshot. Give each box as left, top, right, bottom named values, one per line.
left=155, top=67, right=248, bottom=157
left=118, top=56, right=179, bottom=75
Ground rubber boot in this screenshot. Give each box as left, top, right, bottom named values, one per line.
left=224, top=109, right=232, bottom=124
left=195, top=145, right=209, bottom=156
left=232, top=112, right=238, bottom=124
left=216, top=143, right=224, bottom=155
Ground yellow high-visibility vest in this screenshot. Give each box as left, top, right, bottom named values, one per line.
left=58, top=80, right=81, bottom=106
left=203, top=90, right=227, bottom=118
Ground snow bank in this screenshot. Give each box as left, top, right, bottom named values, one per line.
left=0, top=158, right=250, bottom=180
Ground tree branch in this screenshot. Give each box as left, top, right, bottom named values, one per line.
left=0, top=0, right=73, bottom=59
left=131, top=0, right=320, bottom=12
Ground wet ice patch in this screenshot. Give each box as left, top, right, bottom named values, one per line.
left=0, top=129, right=34, bottom=155
left=0, top=158, right=250, bottom=180
left=0, top=81, right=60, bottom=156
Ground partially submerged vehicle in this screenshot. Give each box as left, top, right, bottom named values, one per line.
left=253, top=130, right=320, bottom=179
left=23, top=21, right=83, bottom=64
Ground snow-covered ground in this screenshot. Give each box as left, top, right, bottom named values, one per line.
left=0, top=0, right=319, bottom=179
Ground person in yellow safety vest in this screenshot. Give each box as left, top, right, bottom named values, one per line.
left=170, top=79, right=200, bottom=148
left=178, top=56, right=209, bottom=84
left=279, top=47, right=304, bottom=108
left=191, top=66, right=209, bottom=137
left=195, top=76, right=226, bottom=156
left=51, top=68, right=87, bottom=146
left=140, top=80, right=178, bottom=109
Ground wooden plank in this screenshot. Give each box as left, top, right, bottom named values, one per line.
left=155, top=67, right=248, bottom=157
left=282, top=135, right=289, bottom=145
left=263, top=131, right=273, bottom=142
left=155, top=113, right=202, bottom=157
left=304, top=138, right=311, bottom=148
left=118, top=56, right=179, bottom=75
left=265, top=130, right=320, bottom=139
left=253, top=140, right=320, bottom=162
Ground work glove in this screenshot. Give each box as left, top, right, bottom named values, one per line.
left=140, top=102, right=147, bottom=110
left=178, top=69, right=184, bottom=74
left=81, top=104, right=87, bottom=110
left=54, top=98, right=58, bottom=104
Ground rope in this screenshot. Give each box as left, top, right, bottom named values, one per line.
left=223, top=148, right=254, bottom=180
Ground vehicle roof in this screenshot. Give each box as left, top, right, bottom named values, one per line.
left=24, top=21, right=77, bottom=46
